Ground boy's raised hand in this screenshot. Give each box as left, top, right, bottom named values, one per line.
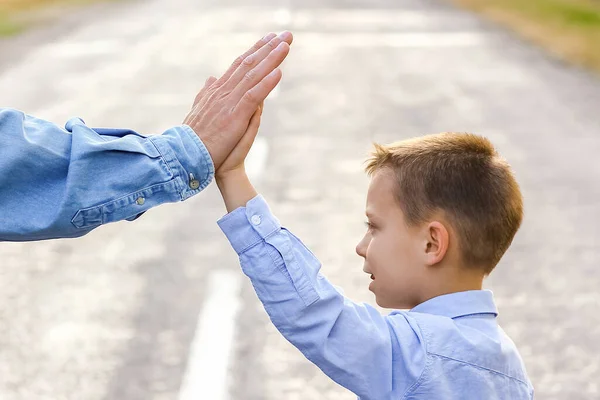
left=215, top=101, right=264, bottom=179
left=215, top=101, right=265, bottom=212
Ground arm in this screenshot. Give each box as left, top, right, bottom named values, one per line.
left=214, top=103, right=394, bottom=394
left=217, top=172, right=394, bottom=398
left=217, top=189, right=432, bottom=398
left=0, top=31, right=293, bottom=241
left=0, top=108, right=212, bottom=241
left=215, top=106, right=425, bottom=398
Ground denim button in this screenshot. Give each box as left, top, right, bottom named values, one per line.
left=136, top=197, right=145, bottom=205
left=251, top=215, right=261, bottom=225
left=190, top=179, right=200, bottom=190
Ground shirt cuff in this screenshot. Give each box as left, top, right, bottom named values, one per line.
left=149, top=125, right=215, bottom=200
left=217, top=194, right=281, bottom=254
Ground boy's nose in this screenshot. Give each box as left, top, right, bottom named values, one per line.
left=356, top=240, right=366, bottom=259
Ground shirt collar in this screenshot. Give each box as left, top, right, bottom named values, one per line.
left=409, top=290, right=498, bottom=319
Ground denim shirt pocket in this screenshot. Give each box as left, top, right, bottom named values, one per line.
left=71, top=179, right=180, bottom=229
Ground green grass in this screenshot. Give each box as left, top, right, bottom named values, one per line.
left=514, top=0, right=600, bottom=25
left=0, top=13, right=23, bottom=36
left=452, top=0, right=600, bottom=72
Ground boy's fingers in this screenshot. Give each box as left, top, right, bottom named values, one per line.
left=216, top=33, right=277, bottom=85
left=254, top=101, right=264, bottom=116
left=234, top=69, right=282, bottom=120
left=238, top=104, right=262, bottom=148
left=222, top=31, right=292, bottom=93
left=248, top=109, right=261, bottom=133
left=245, top=104, right=262, bottom=134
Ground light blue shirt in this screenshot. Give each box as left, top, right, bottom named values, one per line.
left=0, top=108, right=214, bottom=241
left=218, top=195, right=535, bottom=400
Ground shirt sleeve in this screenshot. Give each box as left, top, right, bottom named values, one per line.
left=218, top=194, right=426, bottom=399
left=0, top=108, right=214, bottom=241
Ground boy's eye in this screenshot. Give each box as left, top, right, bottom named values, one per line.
left=365, top=221, right=375, bottom=230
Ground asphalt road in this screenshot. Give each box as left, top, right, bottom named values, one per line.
left=1, top=0, right=600, bottom=399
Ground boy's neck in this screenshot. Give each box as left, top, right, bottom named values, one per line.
left=417, top=266, right=485, bottom=306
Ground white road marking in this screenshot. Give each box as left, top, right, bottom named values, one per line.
left=206, top=32, right=489, bottom=48
left=178, top=103, right=268, bottom=400
left=178, top=270, right=243, bottom=400
left=300, top=31, right=488, bottom=48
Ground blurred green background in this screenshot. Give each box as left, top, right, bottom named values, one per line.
left=452, top=0, right=600, bottom=73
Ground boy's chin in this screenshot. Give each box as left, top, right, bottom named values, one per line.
left=374, top=296, right=388, bottom=308
left=374, top=295, right=396, bottom=309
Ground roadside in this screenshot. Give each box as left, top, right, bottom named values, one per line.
left=450, top=0, right=600, bottom=73
left=0, top=0, right=121, bottom=36
left=0, top=0, right=135, bottom=74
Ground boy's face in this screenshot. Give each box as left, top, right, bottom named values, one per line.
left=356, top=169, right=426, bottom=309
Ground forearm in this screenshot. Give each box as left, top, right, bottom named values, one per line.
left=217, top=195, right=394, bottom=398
left=0, top=108, right=214, bottom=241
left=215, top=168, right=258, bottom=213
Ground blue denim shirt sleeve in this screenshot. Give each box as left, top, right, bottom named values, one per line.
left=218, top=195, right=405, bottom=399
left=0, top=108, right=214, bottom=241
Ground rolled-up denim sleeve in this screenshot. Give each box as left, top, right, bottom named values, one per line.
left=0, top=108, right=214, bottom=241
left=217, top=195, right=397, bottom=399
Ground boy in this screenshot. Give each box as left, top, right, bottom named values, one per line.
left=215, top=104, right=534, bottom=399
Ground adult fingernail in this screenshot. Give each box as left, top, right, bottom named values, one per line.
left=278, top=31, right=290, bottom=39
left=263, top=32, right=276, bottom=41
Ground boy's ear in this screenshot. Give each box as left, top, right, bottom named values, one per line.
left=423, top=221, right=449, bottom=266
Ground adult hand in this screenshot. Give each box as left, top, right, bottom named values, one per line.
left=183, top=31, right=293, bottom=170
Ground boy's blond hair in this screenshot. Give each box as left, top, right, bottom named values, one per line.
left=365, top=132, right=523, bottom=274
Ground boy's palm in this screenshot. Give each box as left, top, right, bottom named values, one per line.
left=217, top=102, right=264, bottom=177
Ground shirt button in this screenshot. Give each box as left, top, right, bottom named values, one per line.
left=250, top=215, right=261, bottom=225
left=136, top=197, right=145, bottom=205
left=189, top=179, right=200, bottom=190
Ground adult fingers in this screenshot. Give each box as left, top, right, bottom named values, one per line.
left=193, top=75, right=217, bottom=106
left=234, top=69, right=282, bottom=120
left=229, top=41, right=289, bottom=104
left=215, top=33, right=277, bottom=86
left=221, top=31, right=292, bottom=93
